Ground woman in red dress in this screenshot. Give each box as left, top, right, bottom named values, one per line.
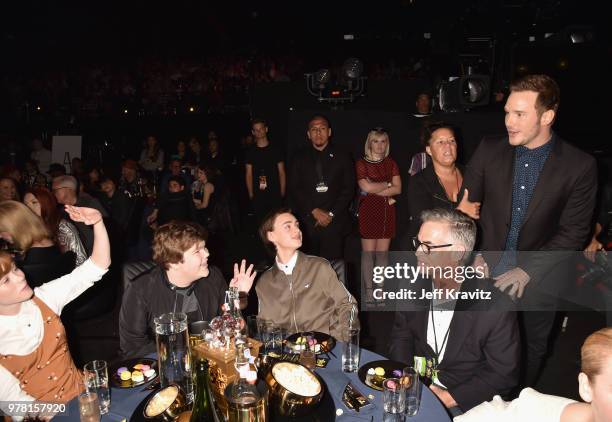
left=355, top=128, right=401, bottom=303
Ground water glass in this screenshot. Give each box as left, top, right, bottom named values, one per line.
left=383, top=378, right=406, bottom=414
left=342, top=327, right=360, bottom=372
left=246, top=315, right=259, bottom=339
left=401, top=366, right=422, bottom=416
left=83, top=360, right=110, bottom=415
left=299, top=331, right=316, bottom=370
left=76, top=377, right=100, bottom=422
left=154, top=312, right=194, bottom=404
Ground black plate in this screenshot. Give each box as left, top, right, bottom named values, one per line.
left=110, top=357, right=158, bottom=388
left=357, top=360, right=406, bottom=391
left=284, top=332, right=336, bottom=355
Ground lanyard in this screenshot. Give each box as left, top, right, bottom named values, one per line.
left=430, top=300, right=451, bottom=364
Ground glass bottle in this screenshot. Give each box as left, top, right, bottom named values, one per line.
left=190, top=359, right=215, bottom=422
left=230, top=342, right=260, bottom=406
left=227, top=287, right=247, bottom=338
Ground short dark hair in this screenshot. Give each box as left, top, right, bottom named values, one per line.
left=251, top=117, right=267, bottom=127
left=510, top=74, right=560, bottom=115
left=259, top=207, right=293, bottom=254
left=308, top=114, right=330, bottom=128
left=420, top=121, right=456, bottom=149
left=168, top=175, right=185, bottom=187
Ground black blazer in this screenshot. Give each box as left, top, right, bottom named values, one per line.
left=388, top=279, right=520, bottom=412
left=288, top=144, right=355, bottom=233
left=462, top=134, right=597, bottom=284
left=405, top=164, right=465, bottom=242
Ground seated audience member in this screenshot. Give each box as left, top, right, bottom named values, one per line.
left=0, top=201, right=75, bottom=288
left=52, top=175, right=108, bottom=254
left=0, top=206, right=110, bottom=404
left=118, top=159, right=141, bottom=198
left=0, top=177, right=19, bottom=201
left=389, top=208, right=519, bottom=415
left=159, top=158, right=192, bottom=196
left=148, top=176, right=196, bottom=226
left=99, top=175, right=134, bottom=235
left=251, top=208, right=359, bottom=341
left=455, top=327, right=612, bottom=422
left=118, top=221, right=255, bottom=358
left=24, top=188, right=87, bottom=266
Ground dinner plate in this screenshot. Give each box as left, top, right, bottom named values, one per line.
left=357, top=360, right=406, bottom=391
left=110, top=357, right=158, bottom=388
left=284, top=332, right=336, bottom=355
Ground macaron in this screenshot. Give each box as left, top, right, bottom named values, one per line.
left=374, top=367, right=385, bottom=376
left=131, top=371, right=144, bottom=382
left=117, top=367, right=128, bottom=377
left=133, top=364, right=144, bottom=370
left=144, top=368, right=156, bottom=378
left=140, top=364, right=151, bottom=372
left=120, top=370, right=131, bottom=381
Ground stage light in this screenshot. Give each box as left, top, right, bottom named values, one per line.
left=342, top=58, right=363, bottom=80
left=314, top=69, right=331, bottom=89
left=305, top=59, right=366, bottom=107
left=124, top=109, right=128, bottom=114
left=439, top=75, right=490, bottom=112
left=189, top=106, right=195, bottom=112
left=36, top=106, right=41, bottom=111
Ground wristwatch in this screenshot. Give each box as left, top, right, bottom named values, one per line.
left=387, top=182, right=392, bottom=188
left=328, top=211, right=335, bottom=218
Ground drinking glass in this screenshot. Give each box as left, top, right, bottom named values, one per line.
left=83, top=360, right=110, bottom=415
left=342, top=327, right=360, bottom=373
left=299, top=331, right=316, bottom=370
left=401, top=366, right=422, bottom=416
left=246, top=315, right=259, bottom=339
left=77, top=377, right=100, bottom=422
left=383, top=378, right=406, bottom=414
left=154, top=312, right=194, bottom=404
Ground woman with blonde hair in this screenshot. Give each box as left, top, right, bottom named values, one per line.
left=0, top=200, right=75, bottom=288
left=355, top=128, right=401, bottom=305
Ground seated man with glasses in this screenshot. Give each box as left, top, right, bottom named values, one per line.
left=389, top=208, right=519, bottom=416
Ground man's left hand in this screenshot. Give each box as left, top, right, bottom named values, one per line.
left=430, top=385, right=458, bottom=408
left=229, top=259, right=256, bottom=293
left=494, top=267, right=530, bottom=299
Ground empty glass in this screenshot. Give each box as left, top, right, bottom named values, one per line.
left=83, top=360, right=110, bottom=415
left=401, top=366, right=422, bottom=416
left=383, top=378, right=405, bottom=414
left=342, top=328, right=360, bottom=373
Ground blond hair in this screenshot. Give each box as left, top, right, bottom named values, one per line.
left=0, top=200, right=51, bottom=251
left=581, top=327, right=612, bottom=381
left=364, top=128, right=390, bottom=160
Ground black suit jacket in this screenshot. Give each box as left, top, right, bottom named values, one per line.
left=462, top=133, right=597, bottom=284
left=388, top=279, right=520, bottom=412
left=288, top=144, right=355, bottom=233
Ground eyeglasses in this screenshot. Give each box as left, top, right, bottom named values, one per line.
left=412, top=237, right=453, bottom=254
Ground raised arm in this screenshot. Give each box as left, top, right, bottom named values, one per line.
left=65, top=205, right=111, bottom=269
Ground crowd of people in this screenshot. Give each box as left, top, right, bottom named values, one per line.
left=0, top=73, right=611, bottom=421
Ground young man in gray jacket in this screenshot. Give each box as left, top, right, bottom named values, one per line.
left=252, top=208, right=359, bottom=341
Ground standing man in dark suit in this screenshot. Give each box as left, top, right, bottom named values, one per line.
left=389, top=208, right=519, bottom=415
left=288, top=115, right=355, bottom=260
left=458, top=74, right=598, bottom=386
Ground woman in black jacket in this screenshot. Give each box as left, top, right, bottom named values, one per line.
left=405, top=122, right=464, bottom=245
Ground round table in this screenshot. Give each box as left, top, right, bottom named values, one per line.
left=56, top=344, right=451, bottom=421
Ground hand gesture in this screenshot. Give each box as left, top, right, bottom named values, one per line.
left=229, top=259, right=256, bottom=293
left=456, top=188, right=481, bottom=219
left=473, top=254, right=490, bottom=278
left=65, top=205, right=102, bottom=226
left=584, top=237, right=605, bottom=263
left=312, top=208, right=332, bottom=227
left=494, top=267, right=530, bottom=299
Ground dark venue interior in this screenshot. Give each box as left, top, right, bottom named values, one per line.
left=1, top=0, right=611, bottom=420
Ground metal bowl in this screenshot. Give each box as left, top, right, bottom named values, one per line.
left=264, top=362, right=324, bottom=417
left=143, top=384, right=186, bottom=421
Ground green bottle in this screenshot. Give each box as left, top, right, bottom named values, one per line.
left=190, top=359, right=216, bottom=422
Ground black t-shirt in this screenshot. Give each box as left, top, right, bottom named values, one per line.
left=245, top=143, right=284, bottom=197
